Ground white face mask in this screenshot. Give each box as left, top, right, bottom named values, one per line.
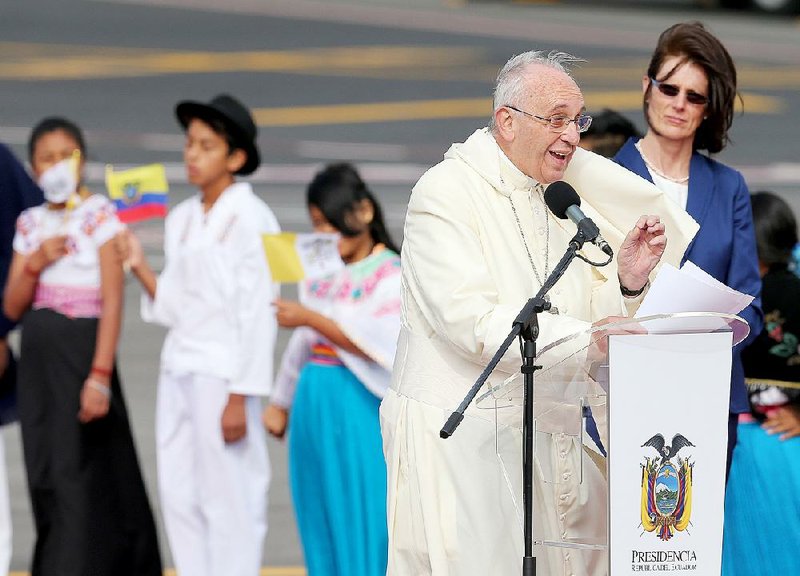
left=38, top=157, right=79, bottom=204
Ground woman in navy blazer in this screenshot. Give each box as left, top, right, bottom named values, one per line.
left=614, top=22, right=763, bottom=474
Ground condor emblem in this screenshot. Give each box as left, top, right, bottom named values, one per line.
left=640, top=433, right=694, bottom=541
left=123, top=182, right=142, bottom=204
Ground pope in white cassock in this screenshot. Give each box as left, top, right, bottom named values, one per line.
left=380, top=51, right=699, bottom=575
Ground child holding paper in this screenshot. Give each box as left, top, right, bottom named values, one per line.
left=262, top=163, right=400, bottom=576
left=4, top=117, right=162, bottom=576
left=121, top=94, right=280, bottom=576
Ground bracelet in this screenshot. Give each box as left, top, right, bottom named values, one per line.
left=86, top=378, right=112, bottom=399
left=91, top=365, right=112, bottom=378
left=23, top=263, right=40, bottom=278
left=620, top=280, right=649, bottom=298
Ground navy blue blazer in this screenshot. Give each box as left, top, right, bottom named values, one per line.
left=0, top=144, right=44, bottom=338
left=615, top=138, right=763, bottom=414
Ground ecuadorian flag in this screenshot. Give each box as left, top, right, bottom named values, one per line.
left=106, top=163, right=168, bottom=223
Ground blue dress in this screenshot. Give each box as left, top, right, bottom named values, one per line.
left=722, top=423, right=800, bottom=574
left=722, top=266, right=800, bottom=574
left=289, top=348, right=388, bottom=576
left=279, top=249, right=401, bottom=576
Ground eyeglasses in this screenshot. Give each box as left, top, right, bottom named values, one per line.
left=649, top=77, right=709, bottom=106
left=505, top=105, right=593, bottom=133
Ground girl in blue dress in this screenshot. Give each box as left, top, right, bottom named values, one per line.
left=722, top=191, right=800, bottom=575
left=263, top=163, right=400, bottom=576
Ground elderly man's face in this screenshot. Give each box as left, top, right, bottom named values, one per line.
left=507, top=67, right=584, bottom=184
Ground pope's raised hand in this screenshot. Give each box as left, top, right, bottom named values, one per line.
left=617, top=215, right=666, bottom=292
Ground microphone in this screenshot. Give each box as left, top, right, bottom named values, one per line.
left=544, top=181, right=613, bottom=257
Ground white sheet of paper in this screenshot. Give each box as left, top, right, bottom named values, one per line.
left=635, top=261, right=754, bottom=318
left=295, top=233, right=344, bottom=280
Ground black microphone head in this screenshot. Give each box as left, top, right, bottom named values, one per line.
left=544, top=181, right=580, bottom=220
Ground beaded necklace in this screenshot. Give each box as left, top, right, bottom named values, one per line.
left=498, top=151, right=558, bottom=314
left=637, top=142, right=690, bottom=184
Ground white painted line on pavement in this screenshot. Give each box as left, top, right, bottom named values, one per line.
left=3, top=126, right=798, bottom=187
left=82, top=161, right=800, bottom=188
left=78, top=161, right=428, bottom=185
left=295, top=140, right=409, bottom=161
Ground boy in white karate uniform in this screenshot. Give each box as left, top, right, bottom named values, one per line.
left=123, top=94, right=279, bottom=576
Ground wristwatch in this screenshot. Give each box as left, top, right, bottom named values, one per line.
left=620, top=280, right=649, bottom=298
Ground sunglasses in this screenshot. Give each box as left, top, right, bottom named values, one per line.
left=650, top=77, right=709, bottom=106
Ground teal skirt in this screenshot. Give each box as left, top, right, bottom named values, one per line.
left=288, top=361, right=388, bottom=576
left=722, top=421, right=800, bottom=575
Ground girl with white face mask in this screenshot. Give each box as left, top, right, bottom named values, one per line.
left=3, top=118, right=163, bottom=576
left=37, top=151, right=79, bottom=205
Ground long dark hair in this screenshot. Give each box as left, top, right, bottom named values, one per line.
left=751, top=191, right=798, bottom=267
left=28, top=116, right=87, bottom=162
left=307, top=163, right=399, bottom=254
left=644, top=22, right=737, bottom=154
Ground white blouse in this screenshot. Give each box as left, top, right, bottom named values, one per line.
left=271, top=249, right=402, bottom=408
left=649, top=173, right=689, bottom=210
left=13, top=194, right=124, bottom=318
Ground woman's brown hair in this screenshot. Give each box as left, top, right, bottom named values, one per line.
left=644, top=22, right=738, bottom=154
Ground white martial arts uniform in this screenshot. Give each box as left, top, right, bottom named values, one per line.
left=142, top=182, right=279, bottom=576
left=380, top=129, right=698, bottom=576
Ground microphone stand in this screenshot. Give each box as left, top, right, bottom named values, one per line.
left=440, top=229, right=592, bottom=576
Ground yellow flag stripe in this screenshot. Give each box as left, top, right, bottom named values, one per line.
left=106, top=163, right=169, bottom=200
left=262, top=233, right=305, bottom=283
left=640, top=462, right=656, bottom=532
left=675, top=463, right=692, bottom=532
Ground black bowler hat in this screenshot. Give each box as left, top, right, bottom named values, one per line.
left=175, top=94, right=260, bottom=175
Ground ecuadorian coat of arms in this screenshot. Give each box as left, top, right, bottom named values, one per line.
left=640, top=433, right=694, bottom=541
left=123, top=182, right=142, bottom=204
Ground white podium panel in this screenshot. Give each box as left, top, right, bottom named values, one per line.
left=473, top=313, right=747, bottom=575
left=608, top=332, right=732, bottom=576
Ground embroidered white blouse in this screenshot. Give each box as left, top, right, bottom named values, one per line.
left=270, top=249, right=402, bottom=408
left=13, top=194, right=123, bottom=318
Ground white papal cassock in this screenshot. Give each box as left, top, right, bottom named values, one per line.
left=380, top=129, right=698, bottom=576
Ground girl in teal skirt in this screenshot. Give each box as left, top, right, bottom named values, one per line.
left=722, top=192, right=800, bottom=575
left=263, top=163, right=400, bottom=576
